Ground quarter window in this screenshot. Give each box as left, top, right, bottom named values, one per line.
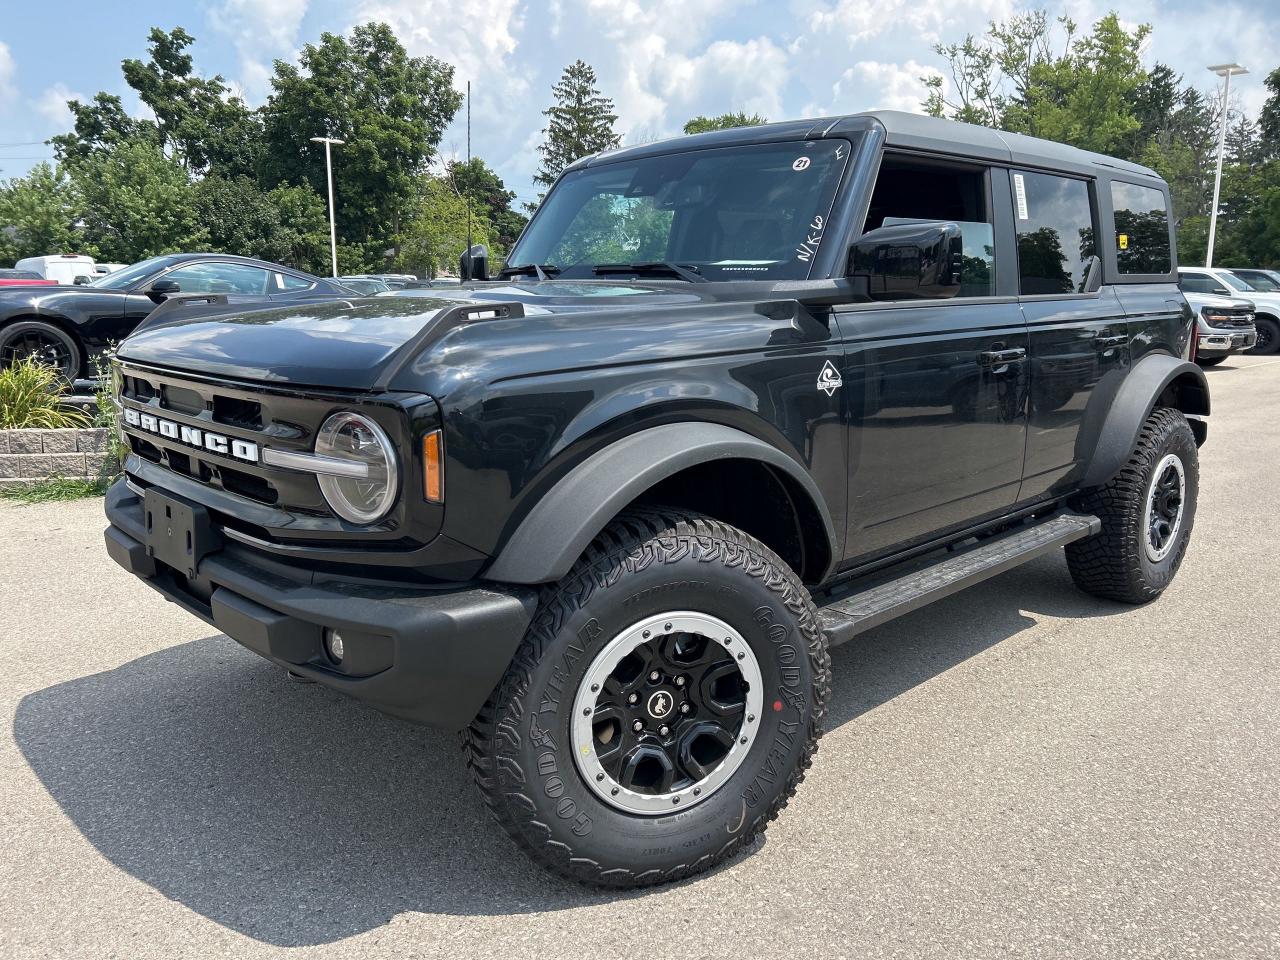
left=278, top=273, right=314, bottom=291
left=1111, top=181, right=1172, bottom=275
left=1012, top=171, right=1096, bottom=295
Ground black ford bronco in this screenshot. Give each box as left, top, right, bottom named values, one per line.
left=104, top=111, right=1208, bottom=887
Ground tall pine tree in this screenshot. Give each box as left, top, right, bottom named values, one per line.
left=531, top=61, right=620, bottom=208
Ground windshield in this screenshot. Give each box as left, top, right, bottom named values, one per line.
left=1233, top=271, right=1280, bottom=292
left=1217, top=271, right=1249, bottom=292
left=89, top=255, right=176, bottom=289
left=509, top=138, right=856, bottom=282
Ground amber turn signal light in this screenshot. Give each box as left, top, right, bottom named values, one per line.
left=422, top=429, right=443, bottom=503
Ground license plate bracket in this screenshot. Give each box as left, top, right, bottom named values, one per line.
left=144, top=488, right=223, bottom=578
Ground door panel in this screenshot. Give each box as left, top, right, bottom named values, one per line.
left=837, top=300, right=1029, bottom=563
left=1018, top=290, right=1130, bottom=500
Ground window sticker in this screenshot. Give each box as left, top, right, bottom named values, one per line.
left=792, top=156, right=811, bottom=171
left=1118, top=233, right=1129, bottom=250
left=1013, top=173, right=1029, bottom=220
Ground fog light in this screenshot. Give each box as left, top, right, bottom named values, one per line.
left=324, top=629, right=345, bottom=664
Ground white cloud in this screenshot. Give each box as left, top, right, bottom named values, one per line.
left=837, top=60, right=942, bottom=114
left=357, top=0, right=524, bottom=85
left=34, top=83, right=86, bottom=128
left=210, top=0, right=310, bottom=101
left=0, top=42, right=15, bottom=109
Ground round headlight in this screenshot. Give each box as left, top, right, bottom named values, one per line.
left=314, top=411, right=399, bottom=524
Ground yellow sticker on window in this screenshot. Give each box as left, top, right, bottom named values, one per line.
left=1118, top=233, right=1129, bottom=250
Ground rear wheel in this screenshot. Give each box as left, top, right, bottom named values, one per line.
left=1066, top=407, right=1198, bottom=603
left=1249, top=316, right=1278, bottom=355
left=464, top=508, right=830, bottom=887
left=0, top=320, right=82, bottom=380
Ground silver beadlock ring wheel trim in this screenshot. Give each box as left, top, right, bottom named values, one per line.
left=1143, top=452, right=1186, bottom=563
left=571, top=611, right=764, bottom=816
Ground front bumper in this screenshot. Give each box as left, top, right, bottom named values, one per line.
left=1198, top=328, right=1257, bottom=356
left=104, top=481, right=537, bottom=729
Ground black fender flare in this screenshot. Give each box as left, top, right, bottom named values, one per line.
left=484, top=422, right=838, bottom=585
left=1079, top=353, right=1209, bottom=489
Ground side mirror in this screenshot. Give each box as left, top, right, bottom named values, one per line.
left=1212, top=287, right=1230, bottom=296
left=459, top=244, right=489, bottom=282
left=849, top=221, right=963, bottom=301
left=73, top=275, right=92, bottom=285
left=147, top=278, right=181, bottom=301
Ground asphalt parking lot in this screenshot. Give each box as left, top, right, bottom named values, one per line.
left=2, top=355, right=1278, bottom=959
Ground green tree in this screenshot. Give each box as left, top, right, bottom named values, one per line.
left=447, top=158, right=528, bottom=250
left=260, top=22, right=462, bottom=256
left=73, top=141, right=206, bottom=261
left=532, top=60, right=620, bottom=206
left=51, top=28, right=260, bottom=178
left=0, top=164, right=84, bottom=263
left=1259, top=67, right=1280, bottom=160
left=682, top=112, right=767, bottom=134
left=194, top=176, right=329, bottom=272
left=397, top=175, right=492, bottom=278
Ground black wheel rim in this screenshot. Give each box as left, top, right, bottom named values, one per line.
left=1144, top=454, right=1185, bottom=562
left=1, top=330, right=75, bottom=379
left=572, top=612, right=763, bottom=815
left=1257, top=323, right=1274, bottom=353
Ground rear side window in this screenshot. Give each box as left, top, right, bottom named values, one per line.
left=278, top=273, right=314, bottom=291
left=1111, top=182, right=1171, bottom=275
left=1012, top=171, right=1096, bottom=295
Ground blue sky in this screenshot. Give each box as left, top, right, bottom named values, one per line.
left=0, top=0, right=1273, bottom=206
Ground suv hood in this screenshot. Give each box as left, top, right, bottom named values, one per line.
left=116, top=281, right=702, bottom=389
left=1182, top=291, right=1254, bottom=311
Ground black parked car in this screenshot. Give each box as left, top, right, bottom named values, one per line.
left=0, top=254, right=351, bottom=380
left=105, top=111, right=1207, bottom=887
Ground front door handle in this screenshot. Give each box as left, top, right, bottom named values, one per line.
left=978, top=347, right=1027, bottom=367
left=1095, top=334, right=1127, bottom=348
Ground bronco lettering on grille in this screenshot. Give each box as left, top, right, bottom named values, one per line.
left=122, top=407, right=259, bottom=463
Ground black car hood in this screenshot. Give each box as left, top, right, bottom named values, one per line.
left=115, top=282, right=702, bottom=389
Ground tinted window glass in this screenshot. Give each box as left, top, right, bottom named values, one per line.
left=1012, top=171, right=1095, bottom=295
left=509, top=139, right=855, bottom=282
left=1111, top=181, right=1171, bottom=275
left=278, top=273, right=314, bottom=291
left=164, top=262, right=272, bottom=295
left=1178, top=273, right=1225, bottom=295
left=867, top=158, right=994, bottom=297
left=1234, top=271, right=1280, bottom=292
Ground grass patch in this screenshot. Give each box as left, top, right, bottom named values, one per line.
left=1, top=475, right=114, bottom=504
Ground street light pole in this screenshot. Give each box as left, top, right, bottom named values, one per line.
left=310, top=136, right=345, bottom=277
left=1206, top=63, right=1248, bottom=269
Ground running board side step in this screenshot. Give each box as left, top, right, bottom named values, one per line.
left=817, top=512, right=1101, bottom=647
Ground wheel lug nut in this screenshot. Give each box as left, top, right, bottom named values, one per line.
left=674, top=675, right=686, bottom=687
left=679, top=703, right=691, bottom=714
left=632, top=720, right=644, bottom=732
left=648, top=670, right=661, bottom=682
left=628, top=693, right=639, bottom=705
left=658, top=725, right=670, bottom=736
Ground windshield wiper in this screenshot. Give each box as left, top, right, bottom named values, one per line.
left=498, top=263, right=560, bottom=280
left=592, top=261, right=707, bottom=283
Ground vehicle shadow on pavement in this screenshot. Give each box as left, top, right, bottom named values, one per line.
left=14, top=553, right=1122, bottom=946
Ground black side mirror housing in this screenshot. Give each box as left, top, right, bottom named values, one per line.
left=147, top=278, right=181, bottom=301
left=849, top=221, right=963, bottom=301
left=459, top=244, right=489, bottom=282
left=73, top=275, right=91, bottom=286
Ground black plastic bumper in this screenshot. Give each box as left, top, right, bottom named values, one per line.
left=104, top=481, right=537, bottom=730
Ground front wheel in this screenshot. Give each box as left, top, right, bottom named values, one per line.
left=1249, top=316, right=1278, bottom=355
left=464, top=508, right=830, bottom=887
left=1195, top=355, right=1227, bottom=367
left=1066, top=407, right=1198, bottom=603
left=0, top=320, right=83, bottom=380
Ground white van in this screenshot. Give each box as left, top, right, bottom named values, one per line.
left=14, top=254, right=98, bottom=285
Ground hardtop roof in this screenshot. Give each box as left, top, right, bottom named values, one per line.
left=571, top=109, right=1162, bottom=183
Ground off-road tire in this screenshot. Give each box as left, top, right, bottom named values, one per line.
left=1066, top=407, right=1198, bottom=603
left=463, top=507, right=830, bottom=887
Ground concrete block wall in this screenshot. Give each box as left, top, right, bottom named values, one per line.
left=0, top=428, right=113, bottom=485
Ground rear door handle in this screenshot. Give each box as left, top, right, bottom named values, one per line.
left=1095, top=334, right=1127, bottom=348
left=978, top=347, right=1026, bottom=366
